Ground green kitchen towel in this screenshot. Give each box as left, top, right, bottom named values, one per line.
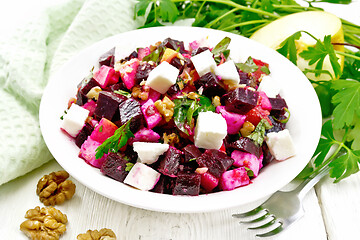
left=0, top=0, right=141, bottom=186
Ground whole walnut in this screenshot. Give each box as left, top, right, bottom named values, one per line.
left=36, top=170, right=76, bottom=206
left=77, top=228, right=116, bottom=240
left=20, top=206, right=67, bottom=240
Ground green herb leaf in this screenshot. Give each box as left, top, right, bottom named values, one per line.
left=158, top=0, right=179, bottom=23
left=211, top=37, right=231, bottom=64
left=236, top=56, right=259, bottom=73
left=331, top=80, right=360, bottom=129
left=114, top=90, right=131, bottom=98
left=125, top=162, right=135, bottom=172
left=95, top=119, right=134, bottom=159
left=247, top=119, right=272, bottom=146
left=276, top=31, right=301, bottom=65
left=300, top=35, right=341, bottom=78
left=329, top=150, right=360, bottom=183
left=312, top=120, right=337, bottom=167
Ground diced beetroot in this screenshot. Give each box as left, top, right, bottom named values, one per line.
left=221, top=87, right=259, bottom=114
left=173, top=172, right=201, bottom=196
left=99, top=47, right=115, bottom=67
left=231, top=150, right=263, bottom=177
left=79, top=136, right=108, bottom=168
left=94, top=91, right=127, bottom=120
left=137, top=47, right=151, bottom=61
left=219, top=167, right=250, bottom=191
left=118, top=98, right=144, bottom=133
left=158, top=146, right=182, bottom=177
left=200, top=172, right=219, bottom=192
left=136, top=62, right=155, bottom=83
left=258, top=91, right=272, bottom=111
left=141, top=99, right=162, bottom=129
left=131, top=128, right=160, bottom=143
left=82, top=100, right=97, bottom=117
left=90, top=118, right=118, bottom=143
left=196, top=149, right=234, bottom=179
left=151, top=175, right=176, bottom=194
left=269, top=96, right=288, bottom=111
left=75, top=123, right=94, bottom=148
left=93, top=65, right=118, bottom=88
left=147, top=88, right=161, bottom=102
left=194, top=72, right=226, bottom=98
left=227, top=137, right=262, bottom=159
left=162, top=37, right=186, bottom=54
left=119, top=58, right=140, bottom=89
left=76, top=78, right=100, bottom=106
left=216, top=106, right=246, bottom=134
left=100, top=152, right=129, bottom=182
left=183, top=144, right=202, bottom=162
left=245, top=105, right=271, bottom=126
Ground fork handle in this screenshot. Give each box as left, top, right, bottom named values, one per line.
left=292, top=164, right=330, bottom=200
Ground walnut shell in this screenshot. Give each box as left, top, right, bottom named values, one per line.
left=77, top=228, right=116, bottom=240
left=36, top=171, right=76, bottom=206
left=20, top=206, right=67, bottom=240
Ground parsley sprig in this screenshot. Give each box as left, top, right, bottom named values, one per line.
left=95, top=119, right=134, bottom=159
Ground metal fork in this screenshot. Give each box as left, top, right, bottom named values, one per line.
left=232, top=164, right=330, bottom=238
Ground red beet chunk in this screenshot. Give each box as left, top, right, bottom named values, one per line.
left=269, top=97, right=288, bottom=111
left=194, top=72, right=226, bottom=98
left=118, top=98, right=144, bottom=133
left=227, top=137, right=262, bottom=159
left=221, top=87, right=259, bottom=114
left=196, top=149, right=234, bottom=179
left=100, top=152, right=129, bottom=182
left=183, top=144, right=202, bottom=163
left=151, top=175, right=176, bottom=195
left=99, top=47, right=115, bottom=67
left=136, top=62, right=155, bottom=83
left=75, top=123, right=94, bottom=148
left=76, top=78, right=100, bottom=106
left=162, top=37, right=186, bottom=54
left=94, top=91, right=127, bottom=120
left=158, top=146, right=182, bottom=177
left=173, top=172, right=201, bottom=196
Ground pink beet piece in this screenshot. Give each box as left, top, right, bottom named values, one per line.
left=90, top=118, right=118, bottom=143
left=258, top=91, right=272, bottom=111
left=200, top=172, right=219, bottom=192
left=93, top=65, right=117, bottom=88
left=119, top=58, right=140, bottom=89
left=137, top=47, right=151, bottom=61
left=219, top=167, right=250, bottom=191
left=132, top=128, right=161, bottom=143
left=141, top=99, right=162, bottom=129
left=82, top=100, right=97, bottom=117
left=79, top=136, right=108, bottom=168
left=231, top=150, right=263, bottom=177
left=216, top=106, right=246, bottom=134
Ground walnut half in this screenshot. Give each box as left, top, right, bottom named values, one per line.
left=36, top=170, right=76, bottom=206
left=20, top=206, right=67, bottom=240
left=77, top=228, right=116, bottom=240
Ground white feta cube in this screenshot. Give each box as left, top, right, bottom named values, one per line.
left=61, top=104, right=89, bottom=137
left=194, top=111, right=227, bottom=150
left=124, top=162, right=161, bottom=191
left=191, top=50, right=217, bottom=77
left=145, top=61, right=179, bottom=94
left=265, top=129, right=296, bottom=161
left=258, top=75, right=281, bottom=98
left=133, top=142, right=169, bottom=164
left=215, top=60, right=240, bottom=85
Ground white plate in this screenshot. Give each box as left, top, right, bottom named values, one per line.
left=39, top=26, right=322, bottom=213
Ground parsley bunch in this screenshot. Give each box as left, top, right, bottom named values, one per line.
left=135, top=0, right=360, bottom=182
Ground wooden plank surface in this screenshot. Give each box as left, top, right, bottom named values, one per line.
left=0, top=160, right=327, bottom=239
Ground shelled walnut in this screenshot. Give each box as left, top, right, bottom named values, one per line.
left=36, top=170, right=76, bottom=206
left=77, top=228, right=116, bottom=240
left=20, top=206, right=67, bottom=240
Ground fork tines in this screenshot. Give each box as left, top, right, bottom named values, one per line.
left=233, top=207, right=284, bottom=237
